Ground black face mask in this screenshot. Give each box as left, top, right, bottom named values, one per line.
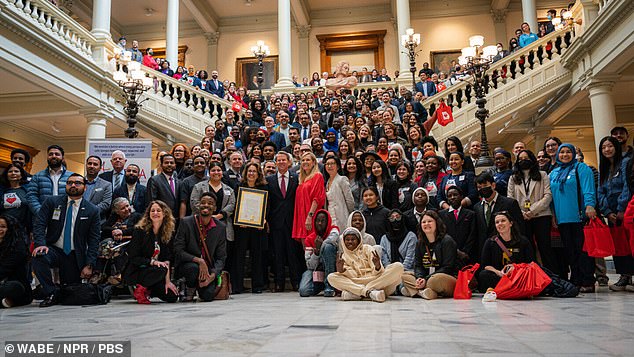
left=256, top=137, right=265, bottom=143
left=518, top=160, right=532, bottom=170
left=124, top=175, right=138, bottom=185
left=478, top=186, right=494, bottom=198
left=389, top=219, right=402, bottom=231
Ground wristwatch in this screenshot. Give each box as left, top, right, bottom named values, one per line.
left=308, top=212, right=314, bottom=217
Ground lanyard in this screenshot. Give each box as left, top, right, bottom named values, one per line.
left=522, top=177, right=531, bottom=196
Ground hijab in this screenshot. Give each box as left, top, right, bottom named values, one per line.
left=553, top=143, right=577, bottom=191
left=323, top=128, right=339, bottom=152
left=385, top=209, right=406, bottom=263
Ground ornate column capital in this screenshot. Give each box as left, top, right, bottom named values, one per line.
left=296, top=25, right=312, bottom=39
left=204, top=31, right=220, bottom=46
left=490, top=9, right=507, bottom=23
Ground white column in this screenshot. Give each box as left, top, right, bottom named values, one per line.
left=90, top=0, right=111, bottom=69
left=588, top=82, right=617, bottom=159
left=81, top=109, right=110, bottom=161
left=396, top=0, right=412, bottom=84
left=273, top=0, right=294, bottom=90
left=166, top=0, right=179, bottom=70
left=297, top=25, right=311, bottom=81
left=205, top=32, right=220, bottom=71
left=521, top=0, right=539, bottom=35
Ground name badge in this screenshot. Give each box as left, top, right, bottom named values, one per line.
left=52, top=208, right=62, bottom=220
left=459, top=175, right=465, bottom=181
left=524, top=200, right=531, bottom=209
left=80, top=216, right=88, bottom=220
left=95, top=188, right=103, bottom=192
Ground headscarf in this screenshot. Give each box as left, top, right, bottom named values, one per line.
left=553, top=143, right=577, bottom=191
left=345, top=210, right=376, bottom=245
left=412, top=187, right=429, bottom=205
left=323, top=128, right=339, bottom=152
left=385, top=209, right=406, bottom=263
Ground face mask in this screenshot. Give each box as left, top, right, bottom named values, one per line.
left=256, top=137, right=265, bottom=143
left=547, top=15, right=552, bottom=20
left=478, top=186, right=494, bottom=198
left=518, top=160, right=532, bottom=170
left=389, top=220, right=402, bottom=231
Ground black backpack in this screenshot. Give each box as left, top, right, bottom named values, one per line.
left=539, top=266, right=579, bottom=298
left=58, top=283, right=113, bottom=305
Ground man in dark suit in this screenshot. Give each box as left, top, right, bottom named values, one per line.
left=113, top=164, right=147, bottom=214
left=84, top=155, right=112, bottom=222
left=146, top=154, right=180, bottom=218
left=439, top=186, right=478, bottom=264
left=173, top=193, right=227, bottom=302
left=222, top=151, right=243, bottom=192
left=98, top=150, right=127, bottom=192
left=32, top=173, right=101, bottom=307
left=204, top=125, right=224, bottom=154
left=206, top=70, right=224, bottom=98
left=415, top=72, right=437, bottom=99
left=266, top=151, right=303, bottom=292
left=473, top=173, right=524, bottom=255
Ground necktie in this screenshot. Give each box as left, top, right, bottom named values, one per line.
left=169, top=176, right=175, bottom=196
left=63, top=200, right=75, bottom=255
left=303, top=128, right=308, bottom=141
left=281, top=174, right=287, bottom=198
left=114, top=173, right=122, bottom=189
left=454, top=210, right=459, bottom=220
left=484, top=202, right=491, bottom=226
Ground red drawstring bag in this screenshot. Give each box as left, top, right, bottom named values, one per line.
left=610, top=225, right=631, bottom=256
left=494, top=262, right=552, bottom=300
left=453, top=263, right=480, bottom=299
left=231, top=101, right=242, bottom=112
left=625, top=195, right=634, bottom=256
left=436, top=101, right=454, bottom=127
left=582, top=218, right=615, bottom=258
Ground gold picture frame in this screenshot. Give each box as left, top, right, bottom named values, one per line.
left=235, top=56, right=279, bottom=90
left=234, top=187, right=268, bottom=229
left=430, top=49, right=461, bottom=75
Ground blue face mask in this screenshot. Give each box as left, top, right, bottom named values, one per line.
left=547, top=14, right=552, bottom=20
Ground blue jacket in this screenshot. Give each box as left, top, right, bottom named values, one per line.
left=550, top=162, right=596, bottom=224
left=437, top=171, right=477, bottom=207
left=598, top=157, right=630, bottom=215
left=415, top=80, right=437, bottom=97
left=26, top=167, right=73, bottom=214
left=519, top=33, right=539, bottom=48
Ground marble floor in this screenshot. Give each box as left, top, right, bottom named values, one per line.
left=0, top=287, right=632, bottom=357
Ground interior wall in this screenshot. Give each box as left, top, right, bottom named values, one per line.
left=143, top=35, right=208, bottom=71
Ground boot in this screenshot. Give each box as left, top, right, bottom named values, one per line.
left=133, top=284, right=151, bottom=304
left=182, top=287, right=197, bottom=302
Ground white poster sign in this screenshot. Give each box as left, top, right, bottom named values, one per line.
left=88, top=139, right=153, bottom=185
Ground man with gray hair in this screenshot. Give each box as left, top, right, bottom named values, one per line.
left=99, top=150, right=127, bottom=191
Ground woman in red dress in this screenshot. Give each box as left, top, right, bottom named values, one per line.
left=292, top=152, right=326, bottom=242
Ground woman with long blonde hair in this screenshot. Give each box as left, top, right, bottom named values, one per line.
left=123, top=200, right=178, bottom=304
left=293, top=152, right=326, bottom=241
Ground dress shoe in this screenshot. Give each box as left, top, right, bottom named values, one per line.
left=39, top=293, right=59, bottom=308
left=273, top=284, right=285, bottom=293
left=323, top=289, right=335, bottom=297
left=252, top=289, right=263, bottom=294
left=133, top=284, right=151, bottom=304
left=2, top=298, right=14, bottom=308
left=579, top=285, right=595, bottom=293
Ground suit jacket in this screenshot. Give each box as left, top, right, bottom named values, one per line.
left=266, top=172, right=298, bottom=232
left=210, top=140, right=224, bottom=154
left=33, top=195, right=101, bottom=269
left=113, top=182, right=148, bottom=214
left=415, top=80, right=437, bottom=97
left=86, top=177, right=112, bottom=220
left=98, top=170, right=125, bottom=191
left=206, top=79, right=225, bottom=98
left=146, top=173, right=181, bottom=216
left=439, top=208, right=478, bottom=263
left=222, top=169, right=241, bottom=192
left=173, top=215, right=227, bottom=274
left=473, top=195, right=524, bottom=255
left=269, top=131, right=287, bottom=150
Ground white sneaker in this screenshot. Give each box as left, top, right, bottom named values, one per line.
left=482, top=289, right=497, bottom=302
left=368, top=290, right=386, bottom=303
left=400, top=286, right=408, bottom=296
left=1, top=298, right=13, bottom=308
left=420, top=288, right=438, bottom=300
left=341, top=291, right=362, bottom=301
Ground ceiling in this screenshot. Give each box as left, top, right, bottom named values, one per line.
left=111, top=0, right=195, bottom=26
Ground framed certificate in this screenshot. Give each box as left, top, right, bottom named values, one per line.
left=234, top=187, right=268, bottom=229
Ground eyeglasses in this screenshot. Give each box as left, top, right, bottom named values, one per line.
left=67, top=181, right=85, bottom=186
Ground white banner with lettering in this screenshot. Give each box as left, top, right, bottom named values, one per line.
left=88, top=139, right=153, bottom=185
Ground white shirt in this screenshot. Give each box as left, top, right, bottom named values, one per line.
left=56, top=197, right=82, bottom=251
left=49, top=168, right=63, bottom=195
left=278, top=171, right=289, bottom=192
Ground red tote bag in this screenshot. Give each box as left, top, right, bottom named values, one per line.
left=436, top=102, right=454, bottom=127
left=454, top=263, right=480, bottom=299
left=610, top=225, right=631, bottom=256
left=494, top=262, right=552, bottom=300
left=582, top=218, right=615, bottom=258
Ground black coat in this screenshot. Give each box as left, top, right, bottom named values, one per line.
left=113, top=183, right=147, bottom=215
left=266, top=172, right=298, bottom=232
left=146, top=173, right=181, bottom=216
left=439, top=208, right=478, bottom=263
left=0, top=232, right=31, bottom=288
left=414, top=234, right=458, bottom=279
left=473, top=195, right=524, bottom=255
left=480, top=235, right=534, bottom=270
left=123, top=228, right=173, bottom=284
left=173, top=216, right=227, bottom=274
left=33, top=195, right=101, bottom=269
left=362, top=205, right=390, bottom=244
left=101, top=212, right=143, bottom=240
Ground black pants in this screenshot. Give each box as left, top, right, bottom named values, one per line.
left=0, top=281, right=33, bottom=307
left=559, top=223, right=595, bottom=286
left=525, top=216, right=560, bottom=276
left=136, top=266, right=178, bottom=303
left=32, top=246, right=81, bottom=296
left=270, top=227, right=305, bottom=288
left=478, top=269, right=501, bottom=292
left=233, top=227, right=264, bottom=293
left=177, top=262, right=217, bottom=301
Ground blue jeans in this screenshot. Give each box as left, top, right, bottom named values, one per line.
left=298, top=242, right=337, bottom=296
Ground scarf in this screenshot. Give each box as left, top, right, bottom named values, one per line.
left=386, top=209, right=406, bottom=264
left=553, top=143, right=577, bottom=191
left=323, top=128, right=339, bottom=152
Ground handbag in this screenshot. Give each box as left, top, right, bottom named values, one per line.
left=582, top=218, right=615, bottom=258
left=231, top=101, right=242, bottom=112
left=58, top=283, right=112, bottom=305
left=453, top=263, right=480, bottom=299
left=494, top=262, right=551, bottom=299
left=436, top=101, right=454, bottom=127
left=609, top=225, right=631, bottom=256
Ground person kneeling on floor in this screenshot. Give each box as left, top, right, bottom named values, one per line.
left=327, top=227, right=403, bottom=302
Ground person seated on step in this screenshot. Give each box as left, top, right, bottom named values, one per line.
left=173, top=193, right=227, bottom=302
left=327, top=227, right=404, bottom=303
left=298, top=209, right=339, bottom=298
left=0, top=215, right=33, bottom=308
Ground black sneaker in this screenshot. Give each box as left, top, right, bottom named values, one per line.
left=609, top=275, right=631, bottom=292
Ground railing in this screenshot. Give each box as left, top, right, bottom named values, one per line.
left=142, top=67, right=245, bottom=123
left=421, top=28, right=574, bottom=112
left=252, top=80, right=398, bottom=97
left=597, top=0, right=615, bottom=15
left=5, top=0, right=95, bottom=59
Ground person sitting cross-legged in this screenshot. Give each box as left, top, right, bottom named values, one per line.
left=298, top=209, right=339, bottom=297
left=327, top=227, right=404, bottom=302
left=173, top=193, right=227, bottom=302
